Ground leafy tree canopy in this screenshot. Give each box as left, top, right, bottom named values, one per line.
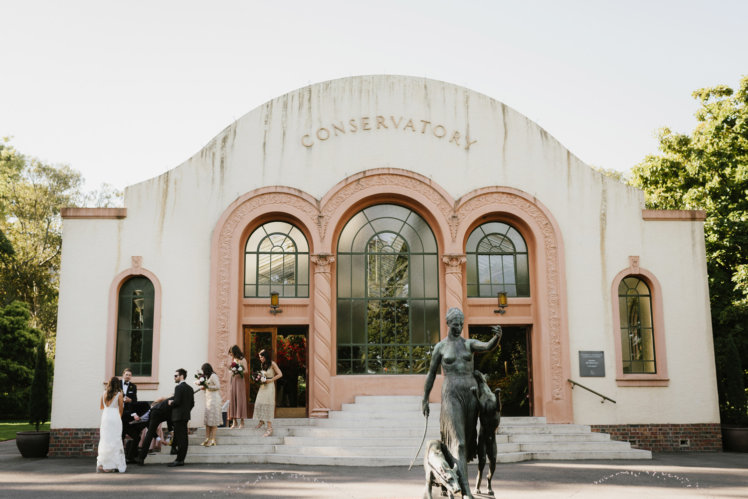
left=0, top=301, right=42, bottom=419
left=630, top=76, right=748, bottom=423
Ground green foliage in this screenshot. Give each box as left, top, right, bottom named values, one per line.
left=0, top=301, right=42, bottom=419
left=28, top=335, right=50, bottom=431
left=717, top=335, right=748, bottom=425
left=630, top=76, right=748, bottom=424
left=0, top=139, right=123, bottom=344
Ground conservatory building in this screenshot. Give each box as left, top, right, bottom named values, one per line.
left=50, top=75, right=721, bottom=455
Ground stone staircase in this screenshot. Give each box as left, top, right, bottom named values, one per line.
left=147, top=395, right=651, bottom=465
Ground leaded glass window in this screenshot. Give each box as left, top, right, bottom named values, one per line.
left=244, top=222, right=309, bottom=298
left=466, top=222, right=530, bottom=297
left=336, top=204, right=439, bottom=375
left=618, top=276, right=656, bottom=374
left=115, top=276, right=154, bottom=376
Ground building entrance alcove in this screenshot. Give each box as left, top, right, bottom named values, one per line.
left=470, top=325, right=533, bottom=416
left=243, top=325, right=308, bottom=418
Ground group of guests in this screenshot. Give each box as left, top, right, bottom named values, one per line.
left=95, top=345, right=283, bottom=473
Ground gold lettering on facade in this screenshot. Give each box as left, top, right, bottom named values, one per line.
left=332, top=121, right=346, bottom=136
left=301, top=115, right=478, bottom=151
left=316, top=127, right=330, bottom=141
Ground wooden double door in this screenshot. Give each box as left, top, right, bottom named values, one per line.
left=243, top=325, right=308, bottom=418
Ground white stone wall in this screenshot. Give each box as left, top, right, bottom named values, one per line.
left=52, top=75, right=718, bottom=429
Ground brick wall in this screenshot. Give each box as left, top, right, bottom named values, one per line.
left=591, top=423, right=722, bottom=452
left=49, top=428, right=100, bottom=457
left=49, top=427, right=199, bottom=457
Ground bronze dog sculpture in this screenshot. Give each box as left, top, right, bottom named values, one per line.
left=474, top=370, right=501, bottom=496
left=423, top=439, right=462, bottom=499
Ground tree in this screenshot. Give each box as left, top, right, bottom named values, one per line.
left=630, top=76, right=748, bottom=424
left=0, top=301, right=42, bottom=419
left=28, top=335, right=50, bottom=430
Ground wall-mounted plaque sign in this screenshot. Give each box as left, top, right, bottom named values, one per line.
left=579, top=351, right=605, bottom=377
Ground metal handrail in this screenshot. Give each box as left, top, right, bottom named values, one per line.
left=567, top=379, right=616, bottom=404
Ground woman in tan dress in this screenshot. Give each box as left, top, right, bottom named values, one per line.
left=227, top=345, right=248, bottom=429
left=199, top=362, right=222, bottom=446
left=252, top=348, right=283, bottom=437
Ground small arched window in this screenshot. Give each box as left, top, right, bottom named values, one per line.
left=466, top=222, right=530, bottom=297
left=618, top=276, right=656, bottom=374
left=115, top=276, right=155, bottom=377
left=244, top=221, right=309, bottom=298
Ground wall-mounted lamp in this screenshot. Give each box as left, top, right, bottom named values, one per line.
left=494, top=291, right=508, bottom=315
left=269, top=291, right=282, bottom=315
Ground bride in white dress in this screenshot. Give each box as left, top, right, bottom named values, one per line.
left=96, top=376, right=127, bottom=473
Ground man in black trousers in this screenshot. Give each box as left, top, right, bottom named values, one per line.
left=135, top=397, right=173, bottom=465
left=167, top=368, right=194, bottom=467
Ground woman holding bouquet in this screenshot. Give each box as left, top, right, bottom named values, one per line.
left=252, top=348, right=283, bottom=437
left=227, top=345, right=248, bottom=429
left=198, top=362, right=222, bottom=446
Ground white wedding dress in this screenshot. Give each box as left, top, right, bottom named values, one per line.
left=96, top=392, right=127, bottom=472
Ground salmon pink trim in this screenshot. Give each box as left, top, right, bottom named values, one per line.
left=105, top=257, right=162, bottom=389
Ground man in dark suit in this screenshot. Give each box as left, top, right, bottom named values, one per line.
left=135, top=397, right=173, bottom=465
left=121, top=368, right=138, bottom=437
left=167, top=368, right=194, bottom=467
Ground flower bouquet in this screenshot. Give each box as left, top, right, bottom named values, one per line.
left=252, top=371, right=267, bottom=384
left=194, top=371, right=208, bottom=389
left=230, top=361, right=245, bottom=378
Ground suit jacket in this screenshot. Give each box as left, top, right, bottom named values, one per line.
left=122, top=380, right=137, bottom=407
left=171, top=381, right=194, bottom=422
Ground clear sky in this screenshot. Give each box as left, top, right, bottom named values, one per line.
left=1, top=0, right=746, bottom=191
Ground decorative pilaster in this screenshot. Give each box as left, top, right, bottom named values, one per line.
left=310, top=253, right=335, bottom=418
left=442, top=254, right=466, bottom=312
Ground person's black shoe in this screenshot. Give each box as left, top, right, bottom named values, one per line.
left=167, top=460, right=184, bottom=467
left=135, top=458, right=145, bottom=466
left=126, top=459, right=137, bottom=464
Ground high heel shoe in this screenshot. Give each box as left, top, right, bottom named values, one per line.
left=254, top=421, right=264, bottom=429
left=200, top=438, right=210, bottom=446
left=207, top=439, right=217, bottom=446
left=263, top=428, right=273, bottom=437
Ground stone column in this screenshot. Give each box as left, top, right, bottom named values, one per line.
left=442, top=254, right=466, bottom=312
left=309, top=253, right=335, bottom=418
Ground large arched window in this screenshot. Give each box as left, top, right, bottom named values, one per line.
left=115, top=276, right=155, bottom=376
left=618, top=276, right=656, bottom=374
left=244, top=221, right=309, bottom=297
left=336, top=204, right=439, bottom=375
left=466, top=222, right=530, bottom=297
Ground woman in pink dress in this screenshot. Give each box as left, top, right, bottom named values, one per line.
left=227, top=345, right=248, bottom=429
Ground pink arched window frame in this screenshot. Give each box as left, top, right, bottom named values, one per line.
left=611, top=257, right=669, bottom=386
left=105, top=265, right=162, bottom=389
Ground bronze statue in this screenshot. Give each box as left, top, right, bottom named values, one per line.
left=422, top=307, right=502, bottom=498
left=473, top=370, right=501, bottom=496
left=423, top=439, right=462, bottom=499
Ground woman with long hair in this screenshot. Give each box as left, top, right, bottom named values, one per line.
left=96, top=376, right=126, bottom=472
left=252, top=348, right=283, bottom=437
left=199, top=362, right=222, bottom=446
left=227, top=344, right=248, bottom=429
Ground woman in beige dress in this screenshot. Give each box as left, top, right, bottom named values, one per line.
left=199, top=362, right=222, bottom=446
left=227, top=345, right=248, bottom=429
left=252, top=348, right=283, bottom=437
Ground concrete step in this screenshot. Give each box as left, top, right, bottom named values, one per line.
left=145, top=396, right=651, bottom=466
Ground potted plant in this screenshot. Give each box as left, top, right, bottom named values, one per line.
left=16, top=335, right=51, bottom=458
left=718, top=335, right=748, bottom=452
